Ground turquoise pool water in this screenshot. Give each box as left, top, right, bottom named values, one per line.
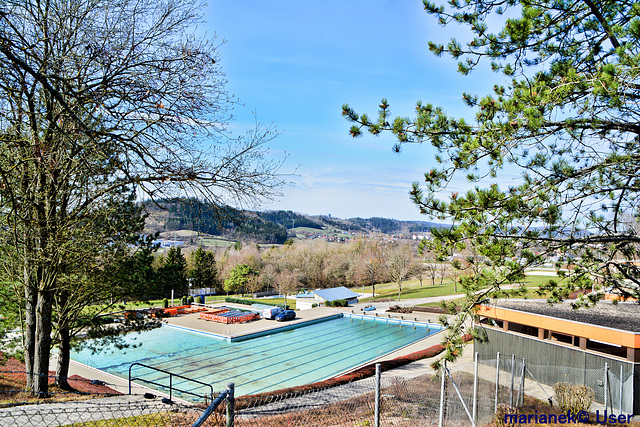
left=71, top=316, right=442, bottom=400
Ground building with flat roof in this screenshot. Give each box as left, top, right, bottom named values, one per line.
left=475, top=300, right=640, bottom=414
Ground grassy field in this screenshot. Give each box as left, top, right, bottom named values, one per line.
left=197, top=237, right=236, bottom=247
left=351, top=272, right=563, bottom=303
left=290, top=226, right=325, bottom=234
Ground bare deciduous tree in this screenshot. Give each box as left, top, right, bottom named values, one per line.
left=385, top=244, right=415, bottom=302
left=0, top=0, right=285, bottom=395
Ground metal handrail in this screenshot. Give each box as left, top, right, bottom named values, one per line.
left=128, top=362, right=214, bottom=402
left=192, top=383, right=235, bottom=427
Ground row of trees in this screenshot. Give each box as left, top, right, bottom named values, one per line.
left=127, top=246, right=218, bottom=300
left=207, top=239, right=453, bottom=300
left=74, top=239, right=448, bottom=304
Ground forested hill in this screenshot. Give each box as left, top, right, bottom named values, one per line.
left=143, top=198, right=445, bottom=244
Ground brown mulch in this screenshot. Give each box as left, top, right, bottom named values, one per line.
left=0, top=353, right=120, bottom=404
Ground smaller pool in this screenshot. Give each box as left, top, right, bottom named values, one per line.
left=71, top=315, right=443, bottom=400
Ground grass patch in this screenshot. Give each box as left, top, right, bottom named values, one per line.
left=353, top=273, right=563, bottom=304
left=352, top=279, right=460, bottom=303
left=197, top=237, right=236, bottom=247
left=67, top=411, right=206, bottom=426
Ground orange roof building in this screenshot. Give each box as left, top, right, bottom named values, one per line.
left=475, top=300, right=640, bottom=414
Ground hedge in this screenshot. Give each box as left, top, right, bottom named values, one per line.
left=224, top=297, right=288, bottom=310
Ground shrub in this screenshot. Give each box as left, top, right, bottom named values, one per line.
left=326, top=299, right=348, bottom=307
left=181, top=296, right=188, bottom=305
left=225, top=297, right=288, bottom=309
left=225, top=297, right=255, bottom=306
left=162, top=298, right=169, bottom=308
left=494, top=404, right=517, bottom=427
left=311, top=303, right=318, bottom=308
left=553, top=382, right=594, bottom=414
left=187, top=296, right=194, bottom=304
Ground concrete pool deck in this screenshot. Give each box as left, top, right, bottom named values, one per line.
left=65, top=303, right=449, bottom=399
left=164, top=304, right=344, bottom=340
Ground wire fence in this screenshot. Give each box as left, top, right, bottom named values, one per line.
left=0, top=353, right=629, bottom=426
left=0, top=368, right=479, bottom=426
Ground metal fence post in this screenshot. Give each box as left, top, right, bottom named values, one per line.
left=620, top=365, right=624, bottom=413
left=439, top=361, right=446, bottom=427
left=510, top=354, right=515, bottom=407
left=518, top=358, right=526, bottom=406
left=226, top=383, right=235, bottom=427
left=604, top=363, right=608, bottom=411
left=375, top=363, right=381, bottom=427
left=473, top=352, right=478, bottom=425
left=495, top=352, right=500, bottom=413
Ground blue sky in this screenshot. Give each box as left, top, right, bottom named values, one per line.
left=203, top=0, right=505, bottom=221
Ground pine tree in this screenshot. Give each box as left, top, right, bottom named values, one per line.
left=158, top=247, right=188, bottom=297
left=190, top=247, right=218, bottom=290
left=343, top=0, right=640, bottom=364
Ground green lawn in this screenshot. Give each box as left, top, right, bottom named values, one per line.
left=351, top=278, right=461, bottom=302
left=351, top=272, right=564, bottom=303
left=197, top=237, right=236, bottom=247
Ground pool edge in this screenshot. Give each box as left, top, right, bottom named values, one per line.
left=164, top=313, right=344, bottom=342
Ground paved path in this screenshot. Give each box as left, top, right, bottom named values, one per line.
left=352, top=293, right=465, bottom=311
left=0, top=394, right=181, bottom=427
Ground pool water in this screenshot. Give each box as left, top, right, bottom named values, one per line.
left=71, top=316, right=441, bottom=400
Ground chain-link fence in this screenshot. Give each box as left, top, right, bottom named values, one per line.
left=235, top=373, right=441, bottom=426
left=0, top=369, right=448, bottom=426
left=480, top=352, right=635, bottom=415
left=0, top=354, right=632, bottom=426
left=0, top=395, right=217, bottom=426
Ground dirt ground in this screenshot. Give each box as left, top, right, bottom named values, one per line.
left=0, top=353, right=120, bottom=405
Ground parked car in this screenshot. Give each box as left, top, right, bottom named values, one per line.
left=262, top=306, right=282, bottom=320
left=275, top=310, right=296, bottom=322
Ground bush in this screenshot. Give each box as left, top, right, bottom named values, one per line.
left=181, top=296, right=188, bottom=305
left=162, top=298, right=169, bottom=308
left=326, top=299, right=348, bottom=307
left=225, top=297, right=288, bottom=309
left=187, top=296, right=194, bottom=304
left=311, top=303, right=318, bottom=308
left=494, top=404, right=517, bottom=427
left=225, top=297, right=256, bottom=306
left=553, top=382, right=594, bottom=414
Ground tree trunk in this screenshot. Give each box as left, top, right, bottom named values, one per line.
left=33, top=289, right=54, bottom=397
left=56, top=327, right=71, bottom=391
left=23, top=284, right=37, bottom=391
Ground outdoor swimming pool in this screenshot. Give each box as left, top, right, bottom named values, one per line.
left=71, top=315, right=442, bottom=400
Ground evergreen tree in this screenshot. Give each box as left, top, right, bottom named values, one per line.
left=158, top=247, right=188, bottom=297
left=189, top=247, right=218, bottom=290
left=343, top=0, right=640, bottom=364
